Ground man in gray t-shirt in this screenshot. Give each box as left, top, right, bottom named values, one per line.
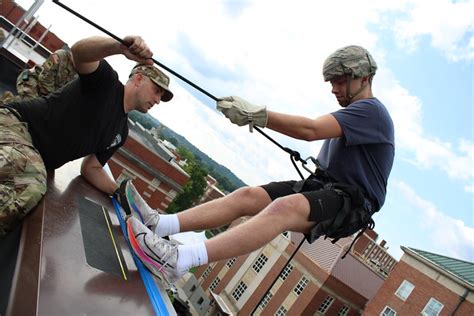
left=120, top=46, right=395, bottom=287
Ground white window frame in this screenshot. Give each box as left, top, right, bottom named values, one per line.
left=226, top=257, right=236, bottom=268
left=380, top=306, right=396, bottom=316
left=201, top=266, right=212, bottom=279
left=293, top=276, right=309, bottom=295
left=168, top=189, right=177, bottom=199
left=317, top=296, right=334, bottom=314
left=258, top=292, right=273, bottom=310
left=338, top=306, right=350, bottom=316
left=209, top=277, right=220, bottom=292
left=252, top=254, right=268, bottom=273
left=279, top=263, right=294, bottom=281
left=275, top=306, right=287, bottom=316
left=395, top=280, right=415, bottom=301
left=116, top=172, right=134, bottom=185
left=421, top=298, right=444, bottom=316
left=231, top=281, right=248, bottom=301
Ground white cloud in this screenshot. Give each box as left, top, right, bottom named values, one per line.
left=375, top=68, right=474, bottom=190
left=392, top=0, right=474, bottom=61
left=395, top=180, right=474, bottom=261
left=466, top=184, right=474, bottom=193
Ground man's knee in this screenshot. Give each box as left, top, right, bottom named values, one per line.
left=264, top=194, right=309, bottom=220
left=228, top=186, right=271, bottom=215
left=0, top=143, right=47, bottom=236
left=265, top=196, right=297, bottom=216
left=0, top=181, right=46, bottom=236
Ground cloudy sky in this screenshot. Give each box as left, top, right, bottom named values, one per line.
left=18, top=0, right=473, bottom=261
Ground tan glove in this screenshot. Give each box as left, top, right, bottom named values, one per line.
left=216, top=96, right=268, bottom=132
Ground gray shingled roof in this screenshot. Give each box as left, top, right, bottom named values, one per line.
left=407, top=247, right=474, bottom=287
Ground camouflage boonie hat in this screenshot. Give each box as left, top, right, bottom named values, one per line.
left=323, top=45, right=377, bottom=82
left=130, top=64, right=173, bottom=102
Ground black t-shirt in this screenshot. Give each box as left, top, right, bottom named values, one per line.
left=317, top=98, right=395, bottom=211
left=13, top=60, right=128, bottom=170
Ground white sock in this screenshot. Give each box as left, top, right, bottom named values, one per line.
left=154, top=214, right=180, bottom=237
left=176, top=243, right=208, bottom=274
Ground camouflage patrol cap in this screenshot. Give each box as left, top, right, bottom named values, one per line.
left=130, top=64, right=173, bottom=102
left=323, top=45, right=377, bottom=82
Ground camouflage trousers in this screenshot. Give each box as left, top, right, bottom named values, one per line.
left=0, top=107, right=47, bottom=237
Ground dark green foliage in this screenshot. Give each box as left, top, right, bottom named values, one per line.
left=167, top=147, right=208, bottom=213
left=128, top=111, right=158, bottom=130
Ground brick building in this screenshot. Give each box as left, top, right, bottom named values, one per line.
left=193, top=223, right=396, bottom=315
left=108, top=120, right=190, bottom=212
left=351, top=229, right=397, bottom=277
left=198, top=175, right=226, bottom=205
left=364, top=247, right=474, bottom=316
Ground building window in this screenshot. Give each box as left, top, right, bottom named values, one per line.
left=395, top=280, right=415, bottom=301
left=380, top=306, right=396, bottom=316
left=275, top=306, right=287, bottom=316
left=279, top=263, right=293, bottom=281
left=168, top=190, right=177, bottom=199
left=151, top=178, right=161, bottom=187
left=226, top=257, right=236, bottom=268
left=202, top=266, right=212, bottom=280
left=317, top=296, right=334, bottom=314
left=231, top=281, right=248, bottom=301
left=338, top=306, right=350, bottom=316
left=252, top=254, right=268, bottom=273
left=421, top=298, right=444, bottom=316
left=258, top=292, right=273, bottom=310
left=293, top=276, right=310, bottom=295
left=209, top=277, right=220, bottom=292
left=116, top=172, right=133, bottom=185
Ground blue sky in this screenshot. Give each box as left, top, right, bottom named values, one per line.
left=21, top=0, right=473, bottom=262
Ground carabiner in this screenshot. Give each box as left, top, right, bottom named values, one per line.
left=301, top=156, right=319, bottom=175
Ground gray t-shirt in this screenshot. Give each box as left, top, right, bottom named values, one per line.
left=317, top=98, right=394, bottom=211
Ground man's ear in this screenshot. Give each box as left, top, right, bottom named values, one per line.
left=361, top=76, right=370, bottom=85
left=131, top=73, right=143, bottom=87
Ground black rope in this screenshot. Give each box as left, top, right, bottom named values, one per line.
left=52, top=1, right=310, bottom=312
left=52, top=0, right=218, bottom=102
left=251, top=238, right=305, bottom=315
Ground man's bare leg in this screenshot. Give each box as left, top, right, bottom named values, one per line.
left=177, top=186, right=272, bottom=232
left=205, top=193, right=314, bottom=262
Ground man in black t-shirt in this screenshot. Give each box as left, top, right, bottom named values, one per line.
left=0, top=35, right=174, bottom=236
left=123, top=46, right=395, bottom=287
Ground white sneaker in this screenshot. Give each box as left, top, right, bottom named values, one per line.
left=119, top=180, right=160, bottom=230
left=127, top=217, right=184, bottom=288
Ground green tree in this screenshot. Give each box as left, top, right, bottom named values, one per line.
left=167, top=149, right=208, bottom=213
